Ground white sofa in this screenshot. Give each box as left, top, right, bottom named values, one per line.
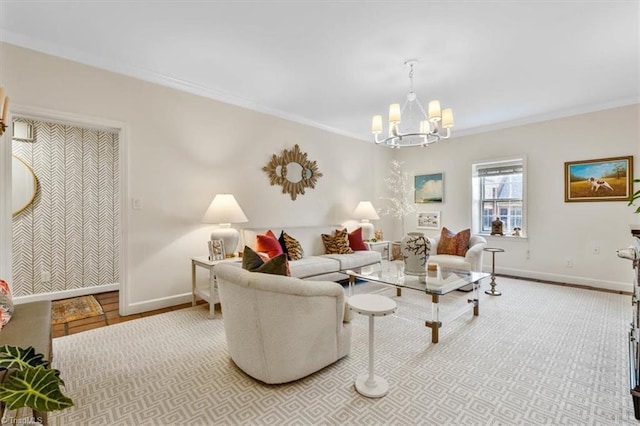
left=214, top=263, right=352, bottom=384
left=242, top=226, right=382, bottom=281
left=426, top=234, right=488, bottom=272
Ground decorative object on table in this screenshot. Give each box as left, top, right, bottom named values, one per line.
left=353, top=201, right=380, bottom=241
left=401, top=232, right=430, bottom=276
left=483, top=248, right=505, bottom=296
left=371, top=60, right=453, bottom=148
left=209, top=239, right=225, bottom=261
left=415, top=173, right=444, bottom=203
left=0, top=345, right=73, bottom=418
left=262, top=144, right=323, bottom=201
left=417, top=211, right=440, bottom=229
left=491, top=218, right=504, bottom=236
left=0, top=86, right=9, bottom=136
left=348, top=294, right=397, bottom=398
left=379, top=160, right=416, bottom=236
left=374, top=230, right=384, bottom=241
left=202, top=194, right=248, bottom=258
left=512, top=227, right=522, bottom=237
left=564, top=155, right=633, bottom=202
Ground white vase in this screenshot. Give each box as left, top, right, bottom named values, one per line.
left=401, top=232, right=431, bottom=276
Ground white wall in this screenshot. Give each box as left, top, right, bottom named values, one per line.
left=0, top=43, right=393, bottom=313
left=395, top=104, right=640, bottom=292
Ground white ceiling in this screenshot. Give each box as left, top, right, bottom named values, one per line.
left=1, top=1, right=638, bottom=142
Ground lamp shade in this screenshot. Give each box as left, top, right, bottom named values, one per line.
left=202, top=194, right=248, bottom=258
left=202, top=194, right=248, bottom=225
left=353, top=201, right=380, bottom=220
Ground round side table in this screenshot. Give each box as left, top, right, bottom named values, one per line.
left=348, top=294, right=397, bottom=398
left=483, top=247, right=505, bottom=296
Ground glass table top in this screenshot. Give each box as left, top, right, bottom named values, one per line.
left=341, top=261, right=490, bottom=295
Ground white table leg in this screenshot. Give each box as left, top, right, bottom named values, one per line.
left=355, top=314, right=389, bottom=397
left=209, top=270, right=216, bottom=319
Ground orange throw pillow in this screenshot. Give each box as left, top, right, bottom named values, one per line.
left=437, top=227, right=471, bottom=256
left=255, top=230, right=284, bottom=258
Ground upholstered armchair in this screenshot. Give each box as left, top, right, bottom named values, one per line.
left=213, top=263, right=352, bottom=384
left=426, top=234, right=488, bottom=272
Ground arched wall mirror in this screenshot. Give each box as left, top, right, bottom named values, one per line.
left=263, top=144, right=323, bottom=201
left=12, top=155, right=38, bottom=216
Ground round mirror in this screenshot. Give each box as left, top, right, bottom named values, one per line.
left=286, top=162, right=303, bottom=183
left=12, top=156, right=37, bottom=216
left=303, top=168, right=313, bottom=179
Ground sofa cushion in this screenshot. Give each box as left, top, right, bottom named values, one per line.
left=0, top=279, right=14, bottom=329
left=347, top=227, right=368, bottom=251
left=321, top=228, right=353, bottom=255
left=282, top=232, right=304, bottom=261
left=322, top=250, right=382, bottom=270
left=242, top=246, right=289, bottom=276
left=288, top=256, right=341, bottom=279
left=437, top=227, right=471, bottom=256
left=256, top=231, right=284, bottom=258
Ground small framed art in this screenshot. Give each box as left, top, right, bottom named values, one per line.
left=417, top=211, right=441, bottom=229
left=415, top=173, right=444, bottom=203
left=564, top=156, right=633, bottom=202
left=209, top=239, right=225, bottom=261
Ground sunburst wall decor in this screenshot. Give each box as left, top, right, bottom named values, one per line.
left=262, top=144, right=322, bottom=201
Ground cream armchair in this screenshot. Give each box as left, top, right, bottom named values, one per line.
left=213, top=263, right=352, bottom=384
left=426, top=234, right=488, bottom=272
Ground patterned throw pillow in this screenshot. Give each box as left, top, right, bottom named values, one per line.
left=242, top=246, right=289, bottom=276
left=348, top=227, right=368, bottom=251
left=282, top=232, right=304, bottom=261
left=321, top=228, right=354, bottom=255
left=255, top=230, right=284, bottom=258
left=0, top=279, right=14, bottom=329
left=437, top=227, right=471, bottom=256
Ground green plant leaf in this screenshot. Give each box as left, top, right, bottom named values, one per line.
left=0, top=366, right=73, bottom=411
left=0, top=346, right=48, bottom=371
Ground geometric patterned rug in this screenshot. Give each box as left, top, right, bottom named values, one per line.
left=50, top=277, right=637, bottom=425
left=51, top=295, right=104, bottom=325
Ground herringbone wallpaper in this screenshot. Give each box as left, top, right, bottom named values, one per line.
left=12, top=119, right=119, bottom=297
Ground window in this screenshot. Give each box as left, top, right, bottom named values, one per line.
left=472, top=159, right=525, bottom=236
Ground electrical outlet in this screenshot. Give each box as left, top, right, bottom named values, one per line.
left=41, top=271, right=51, bottom=282
left=592, top=246, right=600, bottom=255
left=565, top=258, right=573, bottom=268
left=132, top=198, right=143, bottom=210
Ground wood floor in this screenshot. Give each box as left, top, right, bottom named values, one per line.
left=51, top=291, right=206, bottom=338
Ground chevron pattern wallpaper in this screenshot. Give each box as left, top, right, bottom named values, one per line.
left=12, top=119, right=119, bottom=297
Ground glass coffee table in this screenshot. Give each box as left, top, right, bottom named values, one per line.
left=342, top=262, right=489, bottom=343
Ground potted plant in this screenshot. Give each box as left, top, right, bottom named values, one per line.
left=629, top=178, right=640, bottom=237
left=0, top=345, right=73, bottom=425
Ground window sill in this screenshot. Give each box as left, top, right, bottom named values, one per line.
left=478, top=233, right=528, bottom=242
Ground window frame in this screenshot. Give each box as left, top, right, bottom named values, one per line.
left=472, top=157, right=527, bottom=238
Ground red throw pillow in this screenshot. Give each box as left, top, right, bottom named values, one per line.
left=255, top=230, right=284, bottom=258
left=437, top=227, right=471, bottom=256
left=348, top=227, right=368, bottom=251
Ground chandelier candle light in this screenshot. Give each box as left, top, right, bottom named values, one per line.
left=0, top=86, right=9, bottom=136
left=372, top=60, right=454, bottom=148
left=202, top=194, right=248, bottom=258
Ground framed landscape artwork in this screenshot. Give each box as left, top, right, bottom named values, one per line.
left=415, top=173, right=444, bottom=203
left=417, top=211, right=441, bottom=229
left=564, top=156, right=633, bottom=202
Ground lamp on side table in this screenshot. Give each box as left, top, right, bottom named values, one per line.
left=202, top=194, right=248, bottom=258
left=353, top=201, right=380, bottom=241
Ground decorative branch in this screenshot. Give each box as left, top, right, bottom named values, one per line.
left=379, top=160, right=416, bottom=235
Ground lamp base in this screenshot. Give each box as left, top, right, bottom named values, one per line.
left=360, top=222, right=375, bottom=241
left=210, top=227, right=240, bottom=258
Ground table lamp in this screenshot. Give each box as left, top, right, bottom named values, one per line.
left=202, top=194, right=248, bottom=258
left=353, top=201, right=380, bottom=241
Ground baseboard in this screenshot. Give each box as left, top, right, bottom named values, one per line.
left=124, top=292, right=193, bottom=315
left=13, top=283, right=120, bottom=305
left=494, top=266, right=631, bottom=293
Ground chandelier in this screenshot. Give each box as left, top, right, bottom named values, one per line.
left=372, top=60, right=454, bottom=148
